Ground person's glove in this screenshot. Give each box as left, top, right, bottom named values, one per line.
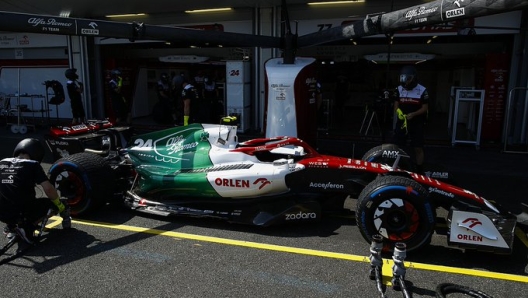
left=396, top=108, right=408, bottom=135
left=51, top=197, right=66, bottom=214
left=117, top=76, right=123, bottom=87
left=396, top=108, right=406, bottom=120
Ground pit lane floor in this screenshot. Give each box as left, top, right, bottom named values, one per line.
left=1, top=125, right=528, bottom=297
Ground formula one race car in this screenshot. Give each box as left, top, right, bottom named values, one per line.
left=45, top=122, right=521, bottom=254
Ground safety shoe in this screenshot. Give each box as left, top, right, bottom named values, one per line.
left=3, top=225, right=16, bottom=242
left=15, top=226, right=35, bottom=245
left=60, top=209, right=72, bottom=229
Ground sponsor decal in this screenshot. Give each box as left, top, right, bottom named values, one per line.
left=309, top=182, right=344, bottom=190
left=253, top=178, right=271, bottom=190
left=81, top=28, right=99, bottom=35
left=214, top=177, right=271, bottom=190
left=270, top=83, right=291, bottom=88
left=454, top=0, right=464, bottom=8
left=166, top=135, right=198, bottom=155
left=446, top=8, right=465, bottom=18
left=2, top=175, right=14, bottom=183
left=27, top=17, right=74, bottom=32
left=307, top=161, right=328, bottom=168
left=461, top=218, right=482, bottom=228
left=456, top=233, right=483, bottom=242
left=405, top=6, right=439, bottom=21
left=285, top=211, right=317, bottom=220
left=18, top=35, right=30, bottom=45
left=380, top=164, right=393, bottom=171
left=339, top=165, right=367, bottom=170
left=48, top=139, right=69, bottom=146
left=425, top=171, right=449, bottom=179
left=381, top=150, right=399, bottom=159
left=215, top=178, right=250, bottom=188
left=399, top=97, right=420, bottom=104
left=71, top=124, right=89, bottom=130
left=0, top=35, right=16, bottom=46
left=428, top=187, right=455, bottom=198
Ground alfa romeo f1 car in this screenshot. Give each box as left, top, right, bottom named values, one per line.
left=45, top=121, right=521, bottom=254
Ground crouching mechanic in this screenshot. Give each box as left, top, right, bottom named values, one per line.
left=0, top=138, right=70, bottom=245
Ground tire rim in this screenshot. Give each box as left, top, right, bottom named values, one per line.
left=373, top=198, right=420, bottom=241
left=54, top=170, right=86, bottom=207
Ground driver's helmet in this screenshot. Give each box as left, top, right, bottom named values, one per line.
left=399, top=65, right=418, bottom=90
left=13, top=138, right=45, bottom=163
left=160, top=73, right=169, bottom=83
left=110, top=69, right=121, bottom=78
left=64, top=68, right=78, bottom=80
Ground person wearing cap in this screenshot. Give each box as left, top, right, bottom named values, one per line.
left=108, top=69, right=131, bottom=125
left=0, top=138, right=70, bottom=246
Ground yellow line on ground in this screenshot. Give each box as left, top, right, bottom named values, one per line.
left=68, top=218, right=528, bottom=283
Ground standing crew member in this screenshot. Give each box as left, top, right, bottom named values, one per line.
left=108, top=69, right=130, bottom=125
left=203, top=76, right=218, bottom=123
left=157, top=73, right=176, bottom=123
left=0, top=138, right=70, bottom=246
left=181, top=80, right=200, bottom=126
left=392, top=65, right=429, bottom=173
left=65, top=68, right=86, bottom=125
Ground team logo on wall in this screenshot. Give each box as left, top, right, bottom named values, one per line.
left=81, top=22, right=100, bottom=35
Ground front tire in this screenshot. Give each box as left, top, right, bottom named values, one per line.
left=361, top=144, right=414, bottom=171
left=356, top=175, right=436, bottom=253
left=49, top=153, right=114, bottom=216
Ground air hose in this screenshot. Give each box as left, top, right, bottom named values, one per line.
left=367, top=236, right=494, bottom=298
left=435, top=283, right=493, bottom=298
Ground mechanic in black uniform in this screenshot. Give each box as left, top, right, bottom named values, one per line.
left=391, top=65, right=429, bottom=173
left=108, top=69, right=130, bottom=125
left=0, top=138, right=69, bottom=245
left=65, top=68, right=86, bottom=125
left=181, top=80, right=201, bottom=126
left=156, top=72, right=177, bottom=123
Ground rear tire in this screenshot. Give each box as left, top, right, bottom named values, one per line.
left=356, top=175, right=436, bottom=253
left=49, top=152, right=114, bottom=216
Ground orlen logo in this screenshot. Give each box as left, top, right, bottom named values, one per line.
left=253, top=178, right=271, bottom=190
left=2, top=174, right=14, bottom=184
left=285, top=211, right=317, bottom=220
left=214, top=177, right=271, bottom=190
left=461, top=218, right=482, bottom=228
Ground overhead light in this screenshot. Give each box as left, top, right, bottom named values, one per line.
left=106, top=13, right=147, bottom=18
left=185, top=8, right=232, bottom=13
left=308, top=1, right=365, bottom=6
left=60, top=10, right=71, bottom=18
